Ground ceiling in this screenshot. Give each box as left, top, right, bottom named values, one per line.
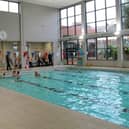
left=22, top=0, right=82, bottom=8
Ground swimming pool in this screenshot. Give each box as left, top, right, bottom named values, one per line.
left=0, top=68, right=129, bottom=128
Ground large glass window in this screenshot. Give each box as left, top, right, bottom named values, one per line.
left=121, top=1, right=129, bottom=29
left=0, top=1, right=18, bottom=13
left=60, top=4, right=82, bottom=37
left=86, top=0, right=116, bottom=34
left=87, top=37, right=117, bottom=61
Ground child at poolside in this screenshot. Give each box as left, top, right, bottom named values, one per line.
left=34, top=71, right=40, bottom=77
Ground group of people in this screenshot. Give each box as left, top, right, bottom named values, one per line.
left=28, top=52, right=53, bottom=68
left=0, top=70, right=21, bottom=80
left=0, top=70, right=40, bottom=79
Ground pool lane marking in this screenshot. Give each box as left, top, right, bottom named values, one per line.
left=41, top=76, right=129, bottom=95
left=17, top=79, right=64, bottom=93
left=42, top=76, right=72, bottom=83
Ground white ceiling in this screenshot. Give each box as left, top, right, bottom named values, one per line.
left=22, top=0, right=81, bottom=8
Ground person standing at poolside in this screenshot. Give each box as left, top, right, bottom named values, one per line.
left=6, top=52, right=12, bottom=71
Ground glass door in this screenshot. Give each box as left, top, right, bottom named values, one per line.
left=62, top=40, right=80, bottom=65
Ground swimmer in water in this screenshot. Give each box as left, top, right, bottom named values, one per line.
left=34, top=71, right=40, bottom=77
left=12, top=70, right=17, bottom=77
left=16, top=70, right=21, bottom=81
left=122, top=108, right=129, bottom=113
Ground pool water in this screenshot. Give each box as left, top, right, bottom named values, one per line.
left=0, top=69, right=129, bottom=128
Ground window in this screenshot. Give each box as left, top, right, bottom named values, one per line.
left=0, top=1, right=18, bottom=13
left=106, top=0, right=115, bottom=7
left=96, top=9, right=105, bottom=21
left=96, top=0, right=105, bottom=10
left=87, top=37, right=117, bottom=61
left=86, top=1, right=94, bottom=12
left=87, top=12, right=95, bottom=23
left=86, top=0, right=116, bottom=33
left=61, top=19, right=68, bottom=37
left=61, top=9, right=67, bottom=18
left=9, top=2, right=18, bottom=13
left=121, top=1, right=129, bottom=29
left=0, top=0, right=8, bottom=12
left=76, top=15, right=81, bottom=24
left=68, top=17, right=74, bottom=27
left=75, top=4, right=81, bottom=15
left=60, top=4, right=82, bottom=37
left=68, top=7, right=74, bottom=17
left=97, top=21, right=106, bottom=32
left=87, top=23, right=96, bottom=33
left=121, top=0, right=129, bottom=4
left=68, top=17, right=75, bottom=35
left=107, top=19, right=116, bottom=32
left=107, top=7, right=116, bottom=20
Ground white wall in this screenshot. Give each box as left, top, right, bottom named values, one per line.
left=0, top=12, right=20, bottom=41
left=22, top=3, right=60, bottom=65
left=22, top=3, right=58, bottom=42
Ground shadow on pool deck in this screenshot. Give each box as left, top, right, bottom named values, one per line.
left=0, top=87, right=128, bottom=129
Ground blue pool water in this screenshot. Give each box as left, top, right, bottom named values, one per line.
left=0, top=68, right=129, bottom=128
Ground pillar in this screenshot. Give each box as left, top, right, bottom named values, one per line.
left=19, top=2, right=26, bottom=68
left=116, top=0, right=123, bottom=67
left=81, top=1, right=87, bottom=66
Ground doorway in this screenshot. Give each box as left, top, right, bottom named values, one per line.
left=62, top=40, right=80, bottom=65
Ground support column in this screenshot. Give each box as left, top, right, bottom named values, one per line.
left=19, top=2, right=26, bottom=68
left=53, top=41, right=61, bottom=65
left=116, top=0, right=123, bottom=67
left=81, top=1, right=87, bottom=66
left=53, top=9, right=61, bottom=66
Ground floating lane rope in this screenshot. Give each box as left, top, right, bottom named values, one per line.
left=17, top=79, right=64, bottom=94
